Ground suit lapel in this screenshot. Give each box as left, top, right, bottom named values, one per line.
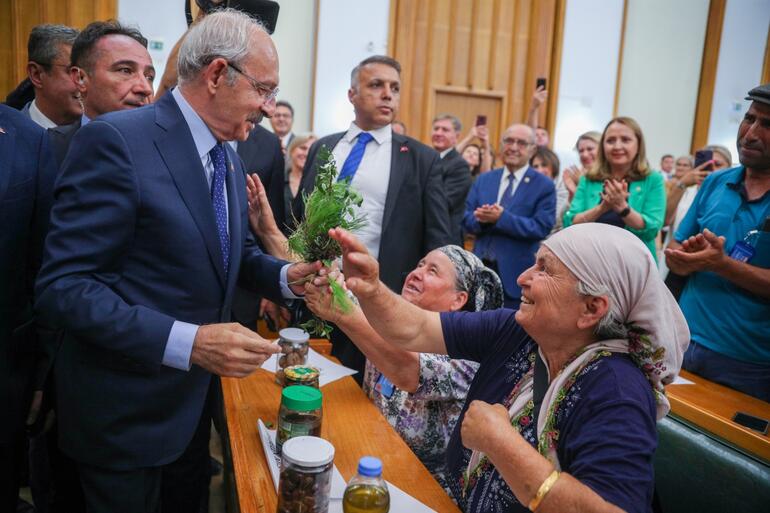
left=0, top=111, right=15, bottom=203
left=381, top=132, right=408, bottom=233
left=153, top=94, right=227, bottom=288
left=486, top=169, right=504, bottom=205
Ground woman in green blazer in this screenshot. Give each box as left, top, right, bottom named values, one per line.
left=563, top=116, right=665, bottom=260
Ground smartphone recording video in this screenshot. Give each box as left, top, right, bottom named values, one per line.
left=694, top=149, right=714, bottom=171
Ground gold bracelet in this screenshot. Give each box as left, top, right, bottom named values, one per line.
left=528, top=470, right=560, bottom=511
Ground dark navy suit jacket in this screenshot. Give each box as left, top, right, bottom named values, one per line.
left=35, top=92, right=287, bottom=469
left=463, top=167, right=556, bottom=301
left=0, top=105, right=57, bottom=443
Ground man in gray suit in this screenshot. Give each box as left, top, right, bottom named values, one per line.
left=22, top=24, right=81, bottom=128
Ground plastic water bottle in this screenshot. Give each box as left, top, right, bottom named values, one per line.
left=729, top=229, right=760, bottom=262
left=342, top=457, right=390, bottom=513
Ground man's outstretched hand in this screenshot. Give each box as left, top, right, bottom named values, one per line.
left=190, top=323, right=280, bottom=377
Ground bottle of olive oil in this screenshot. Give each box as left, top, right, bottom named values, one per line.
left=342, top=457, right=390, bottom=513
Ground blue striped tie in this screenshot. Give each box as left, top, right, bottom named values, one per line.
left=500, top=173, right=515, bottom=204
left=337, top=132, right=373, bottom=182
left=209, top=143, right=230, bottom=277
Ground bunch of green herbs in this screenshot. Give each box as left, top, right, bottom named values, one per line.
left=288, top=146, right=367, bottom=337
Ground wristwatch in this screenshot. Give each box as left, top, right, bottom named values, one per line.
left=676, top=181, right=687, bottom=190
left=619, top=206, right=631, bottom=218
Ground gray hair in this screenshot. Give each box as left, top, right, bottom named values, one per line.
left=575, top=280, right=628, bottom=340
left=433, top=113, right=462, bottom=133
left=28, top=24, right=78, bottom=69
left=177, top=8, right=265, bottom=86
left=350, top=55, right=401, bottom=91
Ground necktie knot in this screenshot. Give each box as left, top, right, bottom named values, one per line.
left=337, top=131, right=374, bottom=182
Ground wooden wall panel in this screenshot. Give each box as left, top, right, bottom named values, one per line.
left=390, top=0, right=564, bottom=146
left=0, top=0, right=117, bottom=99
left=690, top=0, right=726, bottom=153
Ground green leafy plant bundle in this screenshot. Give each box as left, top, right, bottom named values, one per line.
left=288, top=146, right=367, bottom=337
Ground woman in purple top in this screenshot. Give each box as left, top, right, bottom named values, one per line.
left=323, top=223, right=689, bottom=513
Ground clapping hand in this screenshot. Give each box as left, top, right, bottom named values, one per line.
left=664, top=228, right=727, bottom=274
left=601, top=179, right=629, bottom=212
left=563, top=165, right=584, bottom=197
left=474, top=203, right=503, bottom=224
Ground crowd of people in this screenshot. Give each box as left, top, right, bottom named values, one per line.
left=2, top=4, right=769, bottom=513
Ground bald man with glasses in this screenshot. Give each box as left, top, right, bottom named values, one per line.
left=463, top=123, right=556, bottom=308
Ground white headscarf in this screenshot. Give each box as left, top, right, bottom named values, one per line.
left=543, top=222, right=690, bottom=419
left=466, top=223, right=689, bottom=478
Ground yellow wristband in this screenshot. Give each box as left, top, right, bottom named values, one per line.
left=528, top=470, right=560, bottom=511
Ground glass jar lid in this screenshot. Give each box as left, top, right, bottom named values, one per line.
left=281, top=385, right=322, bottom=411
left=279, top=327, right=310, bottom=344
left=281, top=436, right=335, bottom=466
left=284, top=365, right=320, bottom=381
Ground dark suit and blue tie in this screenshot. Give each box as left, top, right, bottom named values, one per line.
left=33, top=12, right=314, bottom=512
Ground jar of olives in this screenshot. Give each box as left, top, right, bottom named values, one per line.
left=276, top=436, right=335, bottom=513
left=284, top=365, right=321, bottom=389
left=275, top=328, right=310, bottom=385
left=277, top=385, right=323, bottom=454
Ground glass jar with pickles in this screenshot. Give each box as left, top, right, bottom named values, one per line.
left=276, top=385, right=322, bottom=454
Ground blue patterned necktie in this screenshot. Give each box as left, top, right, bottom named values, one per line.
left=500, top=172, right=515, bottom=204
left=209, top=143, right=230, bottom=277
left=337, top=132, right=374, bottom=182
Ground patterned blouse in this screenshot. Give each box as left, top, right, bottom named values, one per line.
left=363, top=354, right=478, bottom=490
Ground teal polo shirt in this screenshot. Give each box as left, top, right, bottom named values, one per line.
left=675, top=166, right=770, bottom=363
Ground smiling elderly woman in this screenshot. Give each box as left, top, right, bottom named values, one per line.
left=305, top=245, right=502, bottom=489
left=326, top=223, right=689, bottom=513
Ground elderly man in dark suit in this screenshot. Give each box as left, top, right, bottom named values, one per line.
left=0, top=104, right=58, bottom=512
left=431, top=113, right=472, bottom=245
left=35, top=10, right=318, bottom=513
left=293, top=55, right=452, bottom=378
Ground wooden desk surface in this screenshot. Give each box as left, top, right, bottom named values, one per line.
left=221, top=365, right=461, bottom=513
left=667, top=370, right=770, bottom=463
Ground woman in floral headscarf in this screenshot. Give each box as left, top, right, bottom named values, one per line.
left=304, top=245, right=502, bottom=490
left=325, top=223, right=689, bottom=513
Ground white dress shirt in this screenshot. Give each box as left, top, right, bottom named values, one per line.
left=29, top=99, right=57, bottom=129
left=332, top=122, right=392, bottom=259
left=496, top=164, right=529, bottom=204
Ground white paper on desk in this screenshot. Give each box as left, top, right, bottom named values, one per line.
left=328, top=480, right=437, bottom=513
left=256, top=419, right=346, bottom=498
left=261, top=347, right=357, bottom=386
left=672, top=375, right=695, bottom=385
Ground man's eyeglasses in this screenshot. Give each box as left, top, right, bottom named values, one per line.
left=501, top=137, right=533, bottom=148
left=227, top=63, right=279, bottom=103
